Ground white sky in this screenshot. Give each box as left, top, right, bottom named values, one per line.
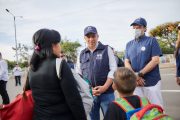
left=0, top=0, right=180, bottom=61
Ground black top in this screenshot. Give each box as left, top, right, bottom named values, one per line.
left=104, top=95, right=141, bottom=120
left=25, top=58, right=86, bottom=120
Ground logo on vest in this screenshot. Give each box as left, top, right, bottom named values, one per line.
left=141, top=46, right=146, bottom=51
left=96, top=54, right=102, bottom=60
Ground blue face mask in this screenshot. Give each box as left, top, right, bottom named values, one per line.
left=134, top=29, right=144, bottom=39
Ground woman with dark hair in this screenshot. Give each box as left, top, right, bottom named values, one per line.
left=25, top=29, right=86, bottom=120
left=175, top=24, right=180, bottom=85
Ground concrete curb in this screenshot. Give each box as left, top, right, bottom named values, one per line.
left=159, top=63, right=176, bottom=69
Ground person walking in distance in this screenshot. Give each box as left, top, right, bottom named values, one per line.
left=13, top=64, right=22, bottom=86
left=175, top=23, right=180, bottom=85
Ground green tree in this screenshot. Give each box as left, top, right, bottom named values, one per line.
left=18, top=44, right=33, bottom=62
left=116, top=51, right=125, bottom=59
left=6, top=60, right=28, bottom=70
left=149, top=21, right=180, bottom=54
left=60, top=40, right=81, bottom=62
left=6, top=60, right=16, bottom=70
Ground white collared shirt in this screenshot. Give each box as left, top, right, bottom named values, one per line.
left=13, top=66, right=22, bottom=76
left=0, top=59, right=8, bottom=81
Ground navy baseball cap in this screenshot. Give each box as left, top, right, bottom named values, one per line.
left=130, top=17, right=147, bottom=27
left=84, top=26, right=98, bottom=36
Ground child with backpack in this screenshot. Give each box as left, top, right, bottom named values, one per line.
left=104, top=67, right=172, bottom=120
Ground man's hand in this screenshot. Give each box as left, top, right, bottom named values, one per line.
left=176, top=77, right=180, bottom=86
left=136, top=77, right=145, bottom=86
left=92, top=78, right=113, bottom=96
left=92, top=86, right=107, bottom=96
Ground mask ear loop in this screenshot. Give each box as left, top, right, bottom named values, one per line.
left=144, top=27, right=147, bottom=32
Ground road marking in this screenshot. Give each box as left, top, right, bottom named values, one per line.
left=160, top=67, right=175, bottom=69
left=161, top=73, right=176, bottom=76
left=161, top=90, right=180, bottom=92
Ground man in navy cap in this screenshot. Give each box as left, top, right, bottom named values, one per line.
left=76, top=26, right=117, bottom=120
left=125, top=18, right=163, bottom=108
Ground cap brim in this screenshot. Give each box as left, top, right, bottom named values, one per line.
left=130, top=22, right=145, bottom=27
left=84, top=31, right=97, bottom=36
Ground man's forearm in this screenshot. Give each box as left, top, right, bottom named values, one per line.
left=140, top=59, right=159, bottom=75
left=125, top=60, right=134, bottom=72
left=103, top=78, right=113, bottom=90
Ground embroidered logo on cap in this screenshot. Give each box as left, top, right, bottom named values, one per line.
left=87, top=26, right=93, bottom=31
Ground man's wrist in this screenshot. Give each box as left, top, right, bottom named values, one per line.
left=138, top=72, right=144, bottom=78
left=135, top=72, right=138, bottom=76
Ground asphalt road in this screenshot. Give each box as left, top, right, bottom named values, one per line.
left=1, top=67, right=180, bottom=120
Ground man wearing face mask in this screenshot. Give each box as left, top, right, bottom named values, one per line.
left=125, top=18, right=163, bottom=108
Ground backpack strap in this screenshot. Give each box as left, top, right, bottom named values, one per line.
left=113, top=98, right=135, bottom=112
left=56, top=58, right=63, bottom=80
left=134, top=104, right=164, bottom=120
left=141, top=97, right=150, bottom=107
left=137, top=96, right=150, bottom=107
left=153, top=114, right=169, bottom=120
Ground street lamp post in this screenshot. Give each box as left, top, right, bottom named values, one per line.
left=6, top=9, right=22, bottom=64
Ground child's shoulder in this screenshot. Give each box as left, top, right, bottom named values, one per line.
left=104, top=101, right=124, bottom=120
left=109, top=101, right=120, bottom=110
left=113, top=95, right=141, bottom=109
left=124, top=95, right=140, bottom=101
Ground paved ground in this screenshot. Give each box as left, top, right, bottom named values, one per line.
left=160, top=67, right=180, bottom=120
left=1, top=64, right=180, bottom=120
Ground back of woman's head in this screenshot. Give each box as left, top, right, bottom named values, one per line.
left=30, top=28, right=61, bottom=71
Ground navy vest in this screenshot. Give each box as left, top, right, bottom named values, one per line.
left=80, top=42, right=113, bottom=94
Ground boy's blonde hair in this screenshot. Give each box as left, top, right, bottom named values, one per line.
left=113, top=67, right=137, bottom=94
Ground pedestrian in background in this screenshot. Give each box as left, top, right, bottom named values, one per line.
left=175, top=23, right=180, bottom=85
left=0, top=52, right=10, bottom=104
left=60, top=51, right=75, bottom=69
left=111, top=47, right=124, bottom=67
left=13, top=64, right=22, bottom=86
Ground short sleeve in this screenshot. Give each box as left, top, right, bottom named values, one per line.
left=151, top=38, right=163, bottom=57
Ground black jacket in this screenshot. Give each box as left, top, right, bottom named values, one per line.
left=26, top=58, right=86, bottom=120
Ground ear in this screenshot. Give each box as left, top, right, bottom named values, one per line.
left=52, top=43, right=56, bottom=47
left=52, top=44, right=56, bottom=50
left=144, top=27, right=147, bottom=32
left=112, top=82, right=117, bottom=91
